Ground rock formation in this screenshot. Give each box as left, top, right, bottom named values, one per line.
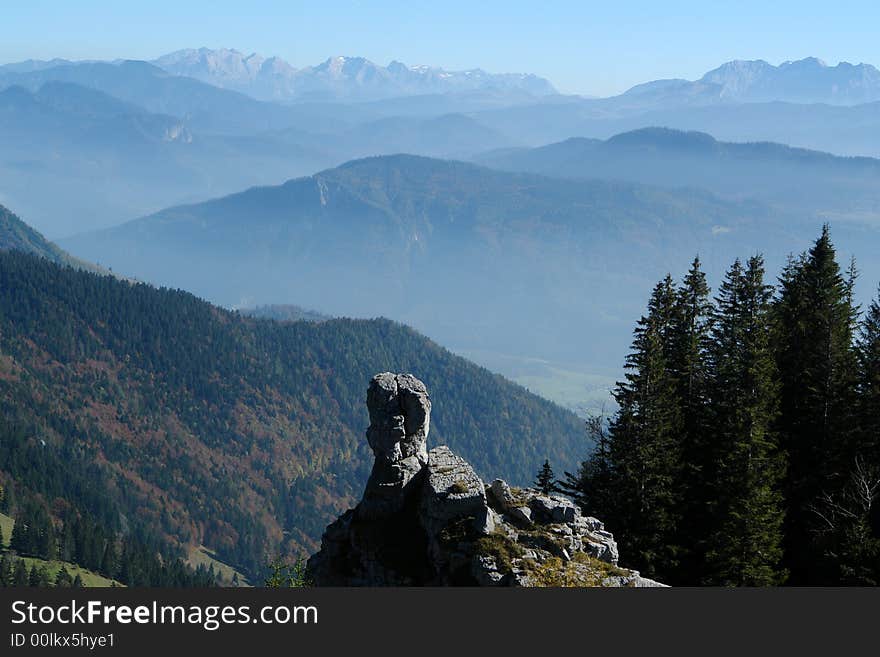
left=307, top=372, right=665, bottom=587
left=360, top=372, right=431, bottom=519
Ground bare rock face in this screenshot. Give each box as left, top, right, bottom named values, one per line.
left=359, top=372, right=431, bottom=519
left=307, top=373, right=666, bottom=587
left=421, top=446, right=488, bottom=535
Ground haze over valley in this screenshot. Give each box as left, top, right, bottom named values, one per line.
left=4, top=49, right=880, bottom=409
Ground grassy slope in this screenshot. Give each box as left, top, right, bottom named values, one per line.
left=187, top=546, right=250, bottom=586
left=0, top=512, right=13, bottom=548
left=19, top=556, right=122, bottom=587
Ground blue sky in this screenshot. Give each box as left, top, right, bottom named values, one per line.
left=3, top=1, right=879, bottom=96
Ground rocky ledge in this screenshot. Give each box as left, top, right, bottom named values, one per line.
left=307, top=373, right=665, bottom=587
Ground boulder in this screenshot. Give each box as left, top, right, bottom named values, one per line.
left=420, top=445, right=488, bottom=537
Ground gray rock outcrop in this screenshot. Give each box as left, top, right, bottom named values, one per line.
left=307, top=373, right=666, bottom=587
left=359, top=372, right=431, bottom=519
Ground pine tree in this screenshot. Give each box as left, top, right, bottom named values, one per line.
left=101, top=539, right=119, bottom=579
left=670, top=257, right=713, bottom=580
left=774, top=226, right=860, bottom=583
left=534, top=460, right=556, bottom=494
left=72, top=573, right=84, bottom=588
left=0, top=554, right=11, bottom=587
left=55, top=566, right=73, bottom=588
left=28, top=564, right=41, bottom=587
left=557, top=415, right=615, bottom=517
left=601, top=275, right=683, bottom=580
left=857, top=286, right=880, bottom=468
left=809, top=285, right=880, bottom=585
left=9, top=514, right=27, bottom=555
left=12, top=559, right=28, bottom=586
left=703, top=256, right=787, bottom=585
left=671, top=258, right=713, bottom=434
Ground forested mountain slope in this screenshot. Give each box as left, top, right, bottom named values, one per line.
left=61, top=154, right=849, bottom=407
left=0, top=251, right=583, bottom=577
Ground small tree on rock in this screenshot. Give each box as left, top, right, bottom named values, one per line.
left=535, top=460, right=556, bottom=495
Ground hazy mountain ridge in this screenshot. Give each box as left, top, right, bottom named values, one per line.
left=0, top=60, right=309, bottom=135
left=469, top=97, right=880, bottom=157
left=623, top=57, right=880, bottom=106
left=0, top=66, right=523, bottom=236
left=151, top=48, right=558, bottom=101
left=7, top=53, right=880, bottom=240
left=476, top=127, right=880, bottom=220
left=60, top=153, right=830, bottom=401
left=0, top=204, right=104, bottom=272
left=0, top=204, right=71, bottom=263
left=700, top=57, right=880, bottom=104
left=0, top=79, right=343, bottom=236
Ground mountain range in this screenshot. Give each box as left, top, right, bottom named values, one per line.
left=152, top=48, right=558, bottom=102
left=699, top=57, right=880, bottom=104
left=7, top=53, right=880, bottom=237
left=49, top=154, right=828, bottom=405
left=0, top=64, right=527, bottom=236
left=622, top=57, right=880, bottom=106
left=476, top=127, right=880, bottom=221
left=0, top=80, right=339, bottom=236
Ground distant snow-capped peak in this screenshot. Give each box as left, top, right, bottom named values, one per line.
left=151, top=48, right=558, bottom=101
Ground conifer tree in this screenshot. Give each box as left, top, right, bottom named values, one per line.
left=774, top=226, right=860, bottom=583
left=101, top=539, right=119, bottom=579
left=55, top=566, right=73, bottom=588
left=9, top=514, right=27, bottom=555
left=0, top=555, right=11, bottom=587
left=672, top=258, right=713, bottom=435
left=703, top=256, right=786, bottom=585
left=670, top=257, right=713, bottom=580
left=602, top=275, right=683, bottom=580
left=809, top=285, right=880, bottom=584
left=557, top=415, right=615, bottom=517
left=534, top=460, right=556, bottom=494
left=857, top=287, right=880, bottom=467
left=28, top=564, right=41, bottom=587
left=12, top=559, right=28, bottom=586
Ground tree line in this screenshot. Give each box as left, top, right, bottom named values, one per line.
left=0, top=554, right=86, bottom=588
left=558, top=226, right=879, bottom=585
